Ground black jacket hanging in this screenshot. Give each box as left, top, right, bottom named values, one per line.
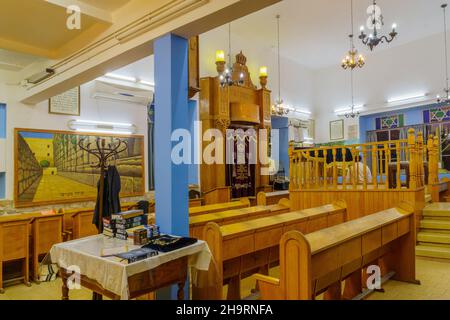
left=93, top=165, right=122, bottom=229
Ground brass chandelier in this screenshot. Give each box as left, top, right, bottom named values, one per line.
left=342, top=0, right=365, bottom=70
left=272, top=14, right=290, bottom=116
left=342, top=36, right=365, bottom=70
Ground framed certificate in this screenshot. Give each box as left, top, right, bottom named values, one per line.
left=49, top=86, right=80, bottom=116
left=330, top=119, right=344, bottom=141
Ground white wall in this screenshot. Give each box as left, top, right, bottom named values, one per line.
left=200, top=26, right=315, bottom=118
left=0, top=77, right=148, bottom=200
left=313, top=32, right=446, bottom=143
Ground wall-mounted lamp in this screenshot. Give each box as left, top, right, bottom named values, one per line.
left=68, top=119, right=137, bottom=135
left=259, top=66, right=268, bottom=89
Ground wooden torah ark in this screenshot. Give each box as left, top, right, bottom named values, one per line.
left=199, top=51, right=272, bottom=200
left=192, top=200, right=347, bottom=300
left=254, top=202, right=417, bottom=300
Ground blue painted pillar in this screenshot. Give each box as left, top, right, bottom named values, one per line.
left=271, top=116, right=290, bottom=177
left=154, top=33, right=189, bottom=238
left=154, top=33, right=190, bottom=300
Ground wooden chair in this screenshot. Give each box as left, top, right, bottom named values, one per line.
left=0, top=215, right=33, bottom=293
left=61, top=208, right=97, bottom=240
left=192, top=200, right=347, bottom=300
left=255, top=202, right=417, bottom=300
left=31, top=213, right=64, bottom=283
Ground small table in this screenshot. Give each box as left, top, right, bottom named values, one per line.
left=50, top=235, right=211, bottom=300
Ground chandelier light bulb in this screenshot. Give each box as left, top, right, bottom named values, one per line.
left=392, top=23, right=397, bottom=30
left=360, top=26, right=365, bottom=32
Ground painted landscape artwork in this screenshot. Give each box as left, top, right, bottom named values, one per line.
left=15, top=129, right=145, bottom=207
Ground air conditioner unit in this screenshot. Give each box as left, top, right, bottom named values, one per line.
left=92, top=80, right=153, bottom=106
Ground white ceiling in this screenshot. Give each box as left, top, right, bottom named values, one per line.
left=226, top=0, right=449, bottom=70
left=0, top=49, right=44, bottom=71
left=112, top=0, right=450, bottom=80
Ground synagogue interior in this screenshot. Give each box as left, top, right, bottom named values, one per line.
left=1, top=0, right=450, bottom=302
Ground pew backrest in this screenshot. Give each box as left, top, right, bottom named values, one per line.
left=256, top=202, right=415, bottom=300
left=189, top=198, right=251, bottom=217
left=199, top=201, right=347, bottom=299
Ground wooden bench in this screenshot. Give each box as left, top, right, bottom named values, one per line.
left=189, top=200, right=291, bottom=239
left=193, top=200, right=347, bottom=300
left=430, top=179, right=450, bottom=202
left=254, top=202, right=416, bottom=300
left=0, top=214, right=33, bottom=293
left=257, top=191, right=289, bottom=206
left=189, top=198, right=251, bottom=217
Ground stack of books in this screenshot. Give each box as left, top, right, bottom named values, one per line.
left=111, top=210, right=147, bottom=241
left=103, top=218, right=116, bottom=237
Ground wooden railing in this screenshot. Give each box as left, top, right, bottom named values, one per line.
left=289, top=129, right=439, bottom=191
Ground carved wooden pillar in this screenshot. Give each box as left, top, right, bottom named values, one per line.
left=258, top=88, right=272, bottom=188
left=408, top=129, right=417, bottom=189
left=188, top=36, right=200, bottom=99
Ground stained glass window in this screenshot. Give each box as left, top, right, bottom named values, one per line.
left=375, top=114, right=404, bottom=130
left=423, top=107, right=450, bottom=123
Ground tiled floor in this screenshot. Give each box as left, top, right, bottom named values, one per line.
left=1, top=257, right=449, bottom=300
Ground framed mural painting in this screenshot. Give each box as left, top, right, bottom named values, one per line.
left=14, top=128, right=145, bottom=208
left=330, top=119, right=344, bottom=141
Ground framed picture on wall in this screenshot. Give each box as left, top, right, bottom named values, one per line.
left=330, top=119, right=344, bottom=141
left=14, top=128, right=145, bottom=208
left=48, top=86, right=80, bottom=116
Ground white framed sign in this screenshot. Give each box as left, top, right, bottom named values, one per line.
left=49, top=86, right=80, bottom=116
left=330, top=119, right=344, bottom=141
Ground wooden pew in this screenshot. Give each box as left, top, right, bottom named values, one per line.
left=254, top=202, right=416, bottom=300
left=257, top=191, right=289, bottom=206
left=193, top=200, right=347, bottom=300
left=31, top=213, right=64, bottom=283
left=189, top=200, right=291, bottom=239
left=189, top=198, right=251, bottom=217
left=0, top=215, right=33, bottom=293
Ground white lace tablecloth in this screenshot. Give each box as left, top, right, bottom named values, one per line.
left=50, top=235, right=211, bottom=299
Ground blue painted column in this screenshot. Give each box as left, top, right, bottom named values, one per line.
left=271, top=116, right=290, bottom=177
left=154, top=34, right=189, bottom=299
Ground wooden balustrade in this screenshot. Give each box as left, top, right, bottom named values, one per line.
left=289, top=129, right=439, bottom=192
